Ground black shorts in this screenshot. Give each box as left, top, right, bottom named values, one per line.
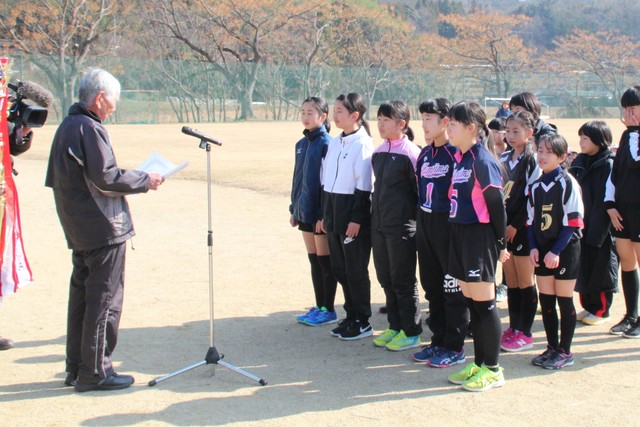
left=535, top=239, right=580, bottom=280
left=507, top=226, right=530, bottom=256
left=611, top=206, right=640, bottom=242
left=449, top=223, right=499, bottom=283
left=298, top=222, right=324, bottom=235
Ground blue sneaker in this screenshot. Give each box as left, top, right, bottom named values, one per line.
left=296, top=307, right=319, bottom=324
left=303, top=307, right=338, bottom=326
left=412, top=343, right=440, bottom=363
left=426, top=348, right=466, bottom=368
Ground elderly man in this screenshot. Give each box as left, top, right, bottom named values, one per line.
left=45, top=68, right=164, bottom=392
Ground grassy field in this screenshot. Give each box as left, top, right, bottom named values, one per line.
left=0, top=118, right=637, bottom=426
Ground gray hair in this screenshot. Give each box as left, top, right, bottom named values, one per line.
left=78, top=67, right=121, bottom=104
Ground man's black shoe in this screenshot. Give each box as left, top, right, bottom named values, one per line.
left=64, top=372, right=77, bottom=387
left=74, top=373, right=135, bottom=392
left=0, top=336, right=14, bottom=351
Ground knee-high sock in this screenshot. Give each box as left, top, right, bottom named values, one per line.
left=621, top=270, right=639, bottom=318
left=557, top=296, right=576, bottom=354
left=473, top=299, right=501, bottom=368
left=465, top=297, right=483, bottom=367
left=317, top=255, right=337, bottom=312
left=520, top=286, right=538, bottom=337
left=507, top=287, right=522, bottom=330
left=539, top=293, right=559, bottom=348
left=307, top=253, right=323, bottom=308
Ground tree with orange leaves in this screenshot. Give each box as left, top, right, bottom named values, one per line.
left=435, top=11, right=532, bottom=98
left=547, top=29, right=640, bottom=114
left=0, top=0, right=124, bottom=115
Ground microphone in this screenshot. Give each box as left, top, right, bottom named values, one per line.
left=8, top=80, right=54, bottom=107
left=181, top=126, right=222, bottom=146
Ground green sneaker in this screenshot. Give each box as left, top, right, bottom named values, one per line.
left=385, top=330, right=421, bottom=351
left=373, top=329, right=399, bottom=347
left=448, top=362, right=482, bottom=385
left=462, top=366, right=505, bottom=392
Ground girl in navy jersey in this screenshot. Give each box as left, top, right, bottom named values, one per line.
left=321, top=93, right=374, bottom=341
left=371, top=100, right=422, bottom=352
left=528, top=134, right=584, bottom=369
left=411, top=98, right=469, bottom=368
left=290, top=97, right=338, bottom=326
left=445, top=102, right=509, bottom=392
left=605, top=86, right=640, bottom=338
left=499, top=110, right=541, bottom=352
left=569, top=121, right=618, bottom=326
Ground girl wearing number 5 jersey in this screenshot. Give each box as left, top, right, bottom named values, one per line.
left=528, top=133, right=584, bottom=370
left=445, top=102, right=509, bottom=392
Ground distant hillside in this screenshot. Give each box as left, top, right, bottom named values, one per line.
left=380, top=0, right=640, bottom=49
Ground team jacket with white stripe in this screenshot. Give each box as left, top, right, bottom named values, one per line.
left=289, top=125, right=331, bottom=224
left=371, top=135, right=421, bottom=234
left=321, top=127, right=374, bottom=234
left=45, top=102, right=151, bottom=251
left=605, top=126, right=640, bottom=209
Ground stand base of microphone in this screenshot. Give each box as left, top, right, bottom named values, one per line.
left=148, top=346, right=267, bottom=387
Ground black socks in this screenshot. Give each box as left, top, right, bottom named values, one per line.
left=507, top=287, right=522, bottom=330
left=307, top=253, right=323, bottom=309
left=539, top=293, right=559, bottom=348
left=520, top=286, right=538, bottom=337
left=557, top=296, right=576, bottom=354
left=539, top=293, right=576, bottom=354
left=621, top=270, right=639, bottom=318
left=466, top=297, right=501, bottom=368
left=317, top=255, right=337, bottom=312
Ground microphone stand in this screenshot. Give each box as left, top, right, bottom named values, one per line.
left=149, top=136, right=267, bottom=387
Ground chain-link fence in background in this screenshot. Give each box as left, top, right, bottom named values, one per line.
left=8, top=54, right=630, bottom=124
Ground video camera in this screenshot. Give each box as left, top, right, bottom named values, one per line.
left=6, top=80, right=53, bottom=155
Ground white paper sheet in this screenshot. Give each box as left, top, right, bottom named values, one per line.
left=137, top=151, right=189, bottom=178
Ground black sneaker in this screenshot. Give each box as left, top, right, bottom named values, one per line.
left=532, top=344, right=556, bottom=367
left=338, top=320, right=373, bottom=341
left=622, top=318, right=640, bottom=339
left=330, top=319, right=354, bottom=337
left=609, top=315, right=637, bottom=335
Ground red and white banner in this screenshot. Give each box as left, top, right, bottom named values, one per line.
left=0, top=56, right=32, bottom=298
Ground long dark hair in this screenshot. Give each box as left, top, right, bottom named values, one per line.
left=509, top=92, right=542, bottom=121
left=336, top=93, right=371, bottom=136
left=302, top=96, right=330, bottom=133
left=377, top=100, right=414, bottom=141
left=419, top=98, right=451, bottom=118
left=448, top=101, right=489, bottom=140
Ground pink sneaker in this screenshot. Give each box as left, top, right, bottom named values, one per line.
left=501, top=330, right=533, bottom=352
left=500, top=328, right=515, bottom=348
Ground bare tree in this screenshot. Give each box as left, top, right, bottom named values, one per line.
left=548, top=29, right=640, bottom=114
left=0, top=0, right=122, bottom=114
left=147, top=0, right=320, bottom=120
left=436, top=11, right=532, bottom=97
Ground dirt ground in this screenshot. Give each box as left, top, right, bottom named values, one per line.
left=1, top=118, right=639, bottom=426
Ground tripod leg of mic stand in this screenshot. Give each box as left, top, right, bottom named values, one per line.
left=148, top=359, right=208, bottom=386
left=217, top=360, right=268, bottom=386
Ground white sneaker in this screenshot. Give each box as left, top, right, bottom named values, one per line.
left=582, top=313, right=609, bottom=325
left=576, top=310, right=590, bottom=322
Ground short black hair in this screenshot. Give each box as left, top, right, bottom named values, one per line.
left=488, top=117, right=506, bottom=131
left=509, top=92, right=541, bottom=121
left=621, top=86, right=640, bottom=108
left=578, top=120, right=612, bottom=148
left=419, top=98, right=450, bottom=118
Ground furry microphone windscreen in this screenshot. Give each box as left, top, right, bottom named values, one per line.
left=16, top=80, right=54, bottom=108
